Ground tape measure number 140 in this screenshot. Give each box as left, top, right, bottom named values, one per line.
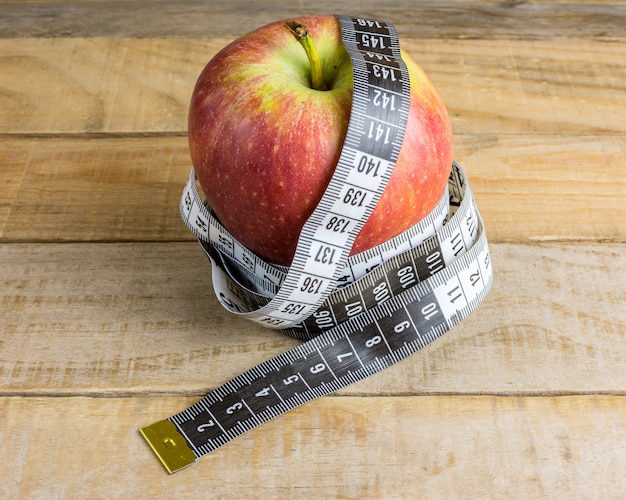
left=140, top=15, right=493, bottom=474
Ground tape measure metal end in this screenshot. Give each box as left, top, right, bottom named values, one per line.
left=140, top=420, right=196, bottom=474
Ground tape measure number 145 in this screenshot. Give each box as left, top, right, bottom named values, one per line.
left=140, top=15, right=493, bottom=474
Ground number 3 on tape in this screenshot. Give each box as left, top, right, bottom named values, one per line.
left=140, top=15, right=493, bottom=474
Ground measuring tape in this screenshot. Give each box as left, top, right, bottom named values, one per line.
left=141, top=15, right=493, bottom=474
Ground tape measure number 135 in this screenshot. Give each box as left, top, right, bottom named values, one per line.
left=140, top=15, right=493, bottom=474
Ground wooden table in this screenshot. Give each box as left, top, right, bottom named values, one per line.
left=2, top=1, right=625, bottom=497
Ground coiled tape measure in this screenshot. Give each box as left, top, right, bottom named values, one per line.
left=140, top=15, right=493, bottom=474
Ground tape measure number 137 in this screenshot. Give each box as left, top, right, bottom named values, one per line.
left=140, top=15, right=493, bottom=474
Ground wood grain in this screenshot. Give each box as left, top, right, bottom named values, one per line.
left=0, top=137, right=192, bottom=242
left=2, top=135, right=624, bottom=243
left=1, top=395, right=624, bottom=498
left=0, top=0, right=623, bottom=41
left=1, top=37, right=625, bottom=135
left=2, top=0, right=625, bottom=494
left=1, top=242, right=624, bottom=395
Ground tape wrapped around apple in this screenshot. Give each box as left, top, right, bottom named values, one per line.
left=188, top=15, right=453, bottom=267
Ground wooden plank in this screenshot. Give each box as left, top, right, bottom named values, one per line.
left=419, top=38, right=626, bottom=137
left=1, top=37, right=625, bottom=135
left=1, top=242, right=624, bottom=395
left=2, top=1, right=621, bottom=497
left=455, top=134, right=626, bottom=243
left=0, top=146, right=27, bottom=238
left=0, top=137, right=192, bottom=242
left=0, top=38, right=217, bottom=135
left=0, top=0, right=623, bottom=41
left=2, top=135, right=624, bottom=243
left=1, top=395, right=624, bottom=497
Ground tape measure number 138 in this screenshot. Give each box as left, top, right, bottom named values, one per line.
left=140, top=15, right=493, bottom=474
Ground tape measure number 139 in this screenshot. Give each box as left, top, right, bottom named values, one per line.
left=140, top=15, right=493, bottom=474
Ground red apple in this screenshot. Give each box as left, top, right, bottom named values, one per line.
left=188, top=15, right=453, bottom=266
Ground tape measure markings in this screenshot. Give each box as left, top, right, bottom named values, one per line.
left=181, top=180, right=285, bottom=288
left=182, top=167, right=451, bottom=303
left=141, top=15, right=493, bottom=474
left=210, top=162, right=478, bottom=340
left=159, top=164, right=492, bottom=467
left=160, top=226, right=490, bottom=462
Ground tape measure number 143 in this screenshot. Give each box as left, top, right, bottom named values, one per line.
left=140, top=15, right=493, bottom=474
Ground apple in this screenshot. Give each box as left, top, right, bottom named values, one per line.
left=188, top=15, right=453, bottom=266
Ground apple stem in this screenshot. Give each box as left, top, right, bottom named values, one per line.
left=284, top=21, right=328, bottom=91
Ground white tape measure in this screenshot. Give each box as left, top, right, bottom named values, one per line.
left=141, top=15, right=493, bottom=474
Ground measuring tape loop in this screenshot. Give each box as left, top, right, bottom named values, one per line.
left=143, top=210, right=492, bottom=469
left=181, top=162, right=450, bottom=299
left=206, top=161, right=480, bottom=342
left=141, top=15, right=493, bottom=474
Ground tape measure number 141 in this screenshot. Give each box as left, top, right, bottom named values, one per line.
left=140, top=15, right=493, bottom=474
